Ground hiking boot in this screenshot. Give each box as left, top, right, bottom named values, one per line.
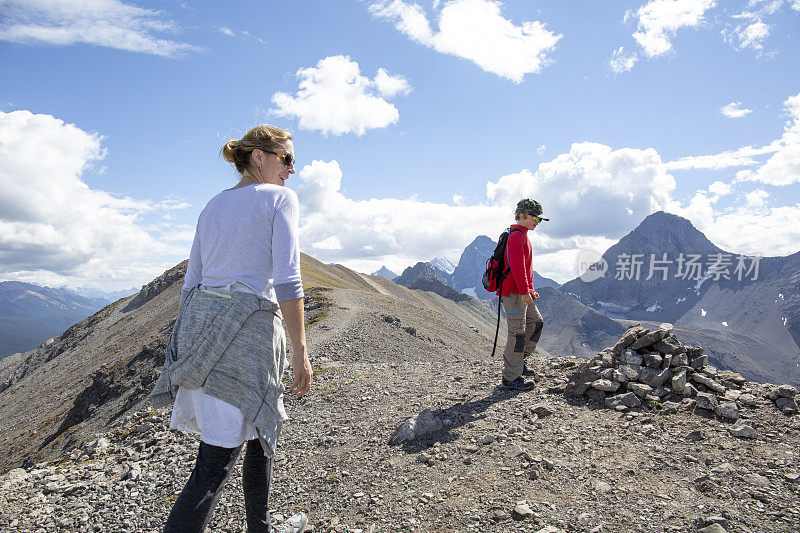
left=522, top=363, right=536, bottom=377
left=501, top=377, right=534, bottom=391
left=273, top=512, right=308, bottom=533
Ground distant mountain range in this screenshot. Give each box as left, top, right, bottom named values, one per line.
left=0, top=282, right=136, bottom=359
left=561, top=211, right=800, bottom=385
left=435, top=235, right=559, bottom=300
left=387, top=212, right=799, bottom=386
left=393, top=262, right=470, bottom=302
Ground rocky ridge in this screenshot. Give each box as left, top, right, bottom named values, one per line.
left=0, top=258, right=798, bottom=532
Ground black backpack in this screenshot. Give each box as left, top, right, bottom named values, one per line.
left=482, top=228, right=522, bottom=357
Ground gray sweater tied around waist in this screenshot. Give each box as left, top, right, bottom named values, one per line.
left=149, top=285, right=288, bottom=456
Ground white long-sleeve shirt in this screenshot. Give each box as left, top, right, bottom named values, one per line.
left=171, top=182, right=303, bottom=448
left=180, top=183, right=303, bottom=305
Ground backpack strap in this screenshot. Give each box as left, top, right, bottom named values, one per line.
left=503, top=228, right=524, bottom=277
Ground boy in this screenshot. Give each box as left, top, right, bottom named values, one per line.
left=498, top=199, right=548, bottom=391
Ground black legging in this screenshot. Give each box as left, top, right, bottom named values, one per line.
left=164, top=438, right=273, bottom=532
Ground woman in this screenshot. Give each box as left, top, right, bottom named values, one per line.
left=149, top=124, right=312, bottom=533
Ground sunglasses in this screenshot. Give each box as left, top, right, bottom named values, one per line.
left=260, top=149, right=294, bottom=167
left=519, top=212, right=542, bottom=222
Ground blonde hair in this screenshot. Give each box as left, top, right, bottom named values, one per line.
left=221, top=125, right=292, bottom=174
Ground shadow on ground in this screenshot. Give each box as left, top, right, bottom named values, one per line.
left=394, top=386, right=524, bottom=453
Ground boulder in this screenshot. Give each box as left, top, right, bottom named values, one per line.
left=671, top=371, right=687, bottom=393
left=729, top=422, right=758, bottom=439
left=389, top=409, right=444, bottom=445
left=692, top=374, right=725, bottom=394
left=605, top=392, right=642, bottom=409
left=619, top=365, right=641, bottom=381
left=775, top=396, right=799, bottom=415
left=652, top=386, right=669, bottom=398
left=738, top=393, right=757, bottom=406
left=683, top=383, right=698, bottom=397
left=717, top=370, right=746, bottom=387
left=611, top=325, right=647, bottom=354
left=671, top=353, right=688, bottom=367
left=714, top=402, right=739, bottom=420
left=612, top=369, right=629, bottom=383
left=643, top=352, right=663, bottom=369
left=696, top=392, right=719, bottom=411
left=591, top=379, right=620, bottom=392
left=652, top=335, right=685, bottom=355
left=586, top=389, right=607, bottom=402
left=686, top=346, right=704, bottom=358
left=628, top=382, right=653, bottom=398
left=630, top=323, right=673, bottom=350
left=564, top=382, right=589, bottom=397
left=638, top=367, right=656, bottom=385
left=650, top=368, right=672, bottom=388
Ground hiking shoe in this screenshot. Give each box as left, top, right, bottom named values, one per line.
left=273, top=512, right=307, bottom=533
left=522, top=364, right=537, bottom=377
left=501, top=377, right=534, bottom=391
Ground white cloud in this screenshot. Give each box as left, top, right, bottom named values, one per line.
left=722, top=0, right=800, bottom=54
left=745, top=188, right=769, bottom=207
left=289, top=89, right=800, bottom=281
left=270, top=55, right=411, bottom=136
left=631, top=0, right=716, bottom=57
left=537, top=144, right=547, bottom=156
left=708, top=180, right=732, bottom=196
left=0, top=110, right=189, bottom=290
left=664, top=144, right=776, bottom=170
left=671, top=192, right=800, bottom=257
left=735, top=90, right=800, bottom=185
left=0, top=0, right=201, bottom=57
left=723, top=11, right=771, bottom=52
left=486, top=143, right=677, bottom=239
left=219, top=26, right=235, bottom=37
left=608, top=46, right=638, bottom=73
left=296, top=160, right=505, bottom=269
left=720, top=101, right=753, bottom=118
left=294, top=119, right=799, bottom=282
left=739, top=20, right=770, bottom=49
left=369, top=0, right=561, bottom=83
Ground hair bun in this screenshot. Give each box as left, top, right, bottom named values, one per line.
left=222, top=139, right=239, bottom=163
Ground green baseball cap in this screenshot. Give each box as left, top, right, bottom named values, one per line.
left=515, top=198, right=549, bottom=220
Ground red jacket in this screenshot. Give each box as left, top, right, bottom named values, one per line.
left=497, top=224, right=534, bottom=297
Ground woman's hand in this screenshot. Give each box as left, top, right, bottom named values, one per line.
left=279, top=296, right=312, bottom=397
left=291, top=349, right=312, bottom=397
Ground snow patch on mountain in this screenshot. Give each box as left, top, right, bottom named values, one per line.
left=461, top=287, right=477, bottom=298
left=429, top=257, right=456, bottom=275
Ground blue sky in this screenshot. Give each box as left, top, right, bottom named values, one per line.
left=1, top=0, right=799, bottom=291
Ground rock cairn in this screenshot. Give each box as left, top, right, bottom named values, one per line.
left=565, top=324, right=799, bottom=423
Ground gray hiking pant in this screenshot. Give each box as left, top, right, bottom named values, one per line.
left=501, top=294, right=544, bottom=381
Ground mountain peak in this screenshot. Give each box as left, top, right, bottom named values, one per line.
left=429, top=257, right=456, bottom=275
left=614, top=210, right=722, bottom=258
left=371, top=266, right=398, bottom=280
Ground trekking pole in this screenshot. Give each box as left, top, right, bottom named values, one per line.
left=490, top=277, right=503, bottom=357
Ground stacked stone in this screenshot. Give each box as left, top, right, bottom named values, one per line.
left=769, top=385, right=799, bottom=415
left=565, top=323, right=760, bottom=420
